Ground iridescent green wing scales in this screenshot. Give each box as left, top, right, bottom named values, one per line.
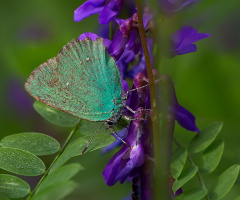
left=25, top=38, right=122, bottom=121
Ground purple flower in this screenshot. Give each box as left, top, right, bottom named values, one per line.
left=103, top=111, right=146, bottom=186
left=170, top=26, right=210, bottom=57
left=78, top=32, right=111, bottom=47
left=108, top=9, right=153, bottom=60
left=103, top=69, right=199, bottom=199
left=74, top=0, right=125, bottom=24
left=159, top=0, right=199, bottom=12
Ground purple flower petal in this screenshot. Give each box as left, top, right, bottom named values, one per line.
left=174, top=104, right=200, bottom=133
left=115, top=18, right=125, bottom=26
left=74, top=0, right=105, bottom=22
left=99, top=0, right=125, bottom=24
left=116, top=143, right=145, bottom=183
left=108, top=29, right=130, bottom=60
left=172, top=44, right=197, bottom=55
left=99, top=5, right=119, bottom=24
left=74, top=0, right=125, bottom=24
left=126, top=29, right=141, bottom=54
left=119, top=19, right=133, bottom=36
left=122, top=79, right=129, bottom=91
left=79, top=32, right=99, bottom=41
left=170, top=26, right=210, bottom=57
left=79, top=32, right=111, bottom=47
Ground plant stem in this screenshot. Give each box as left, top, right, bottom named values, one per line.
left=173, top=139, right=209, bottom=200
left=27, top=120, right=82, bottom=200
left=136, top=1, right=171, bottom=199
left=109, top=21, right=113, bottom=40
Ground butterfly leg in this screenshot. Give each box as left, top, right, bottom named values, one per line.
left=81, top=123, right=105, bottom=154
left=123, top=115, right=146, bottom=121
left=125, top=78, right=160, bottom=95
left=125, top=105, right=152, bottom=114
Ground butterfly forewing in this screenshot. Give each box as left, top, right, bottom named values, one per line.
left=25, top=38, right=122, bottom=122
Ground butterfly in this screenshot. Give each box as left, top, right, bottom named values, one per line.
left=25, top=38, right=128, bottom=126
left=25, top=37, right=150, bottom=152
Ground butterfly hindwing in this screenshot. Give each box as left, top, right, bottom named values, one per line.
left=25, top=38, right=122, bottom=121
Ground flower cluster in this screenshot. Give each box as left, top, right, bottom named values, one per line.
left=74, top=0, right=210, bottom=198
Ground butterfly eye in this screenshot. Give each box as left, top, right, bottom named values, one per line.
left=107, top=121, right=114, bottom=126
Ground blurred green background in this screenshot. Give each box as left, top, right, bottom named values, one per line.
left=0, top=0, right=239, bottom=199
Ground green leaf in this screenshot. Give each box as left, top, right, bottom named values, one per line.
left=0, top=132, right=60, bottom=156
left=0, top=196, right=9, bottom=200
left=31, top=181, right=77, bottom=200
left=199, top=139, right=224, bottom=174
left=234, top=197, right=240, bottom=200
left=172, top=166, right=198, bottom=193
left=78, top=118, right=128, bottom=135
left=209, top=164, right=240, bottom=200
left=36, top=163, right=83, bottom=194
left=0, top=147, right=45, bottom=176
left=49, top=134, right=115, bottom=173
left=174, top=188, right=208, bottom=200
left=34, top=101, right=79, bottom=127
left=170, top=147, right=188, bottom=179
left=188, top=122, right=223, bottom=153
left=0, top=174, right=30, bottom=198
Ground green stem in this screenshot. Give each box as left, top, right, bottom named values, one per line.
left=173, top=139, right=209, bottom=200
left=136, top=1, right=171, bottom=199
left=27, top=120, right=82, bottom=200
left=109, top=21, right=113, bottom=40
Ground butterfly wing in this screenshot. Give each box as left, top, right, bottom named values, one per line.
left=25, top=38, right=122, bottom=121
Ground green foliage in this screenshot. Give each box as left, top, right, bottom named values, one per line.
left=199, top=139, right=224, bottom=174
left=174, top=188, right=207, bottom=200
left=0, top=196, right=10, bottom=200
left=171, top=122, right=240, bottom=199
left=0, top=147, right=45, bottom=176
left=188, top=122, right=223, bottom=153
left=170, top=147, right=188, bottom=179
left=208, top=164, right=240, bottom=200
left=172, top=166, right=198, bottom=193
left=234, top=197, right=240, bottom=200
left=34, top=101, right=79, bottom=127
left=36, top=163, right=83, bottom=194
left=0, top=174, right=30, bottom=198
left=0, top=132, right=60, bottom=156
left=31, top=181, right=78, bottom=200
left=49, top=134, right=115, bottom=173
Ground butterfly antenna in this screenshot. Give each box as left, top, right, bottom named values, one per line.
left=81, top=123, right=105, bottom=155
left=108, top=127, right=132, bottom=149
left=126, top=78, right=160, bottom=93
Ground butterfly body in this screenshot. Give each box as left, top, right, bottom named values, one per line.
left=25, top=38, right=125, bottom=127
